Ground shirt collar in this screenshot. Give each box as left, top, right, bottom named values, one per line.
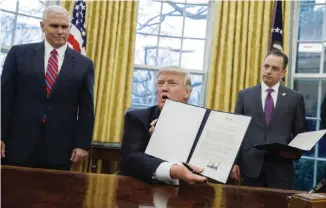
left=44, top=39, right=67, bottom=59
left=261, top=81, right=280, bottom=94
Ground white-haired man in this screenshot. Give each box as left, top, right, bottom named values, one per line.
left=120, top=66, right=207, bottom=185
left=1, top=5, right=94, bottom=170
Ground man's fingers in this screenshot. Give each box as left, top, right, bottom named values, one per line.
left=236, top=168, right=240, bottom=180
left=1, top=142, right=5, bottom=158
left=232, top=166, right=240, bottom=180
left=70, top=150, right=76, bottom=161
left=231, top=165, right=240, bottom=180
left=150, top=119, right=158, bottom=126
left=188, top=164, right=204, bottom=173
left=186, top=174, right=207, bottom=184
left=73, top=155, right=81, bottom=163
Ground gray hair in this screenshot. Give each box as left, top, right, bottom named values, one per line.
left=157, top=66, right=192, bottom=92
left=42, top=5, right=71, bottom=21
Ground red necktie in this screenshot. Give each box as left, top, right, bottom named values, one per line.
left=45, top=49, right=58, bottom=96
left=43, top=49, right=58, bottom=123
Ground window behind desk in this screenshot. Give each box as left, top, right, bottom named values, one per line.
left=0, top=0, right=58, bottom=74
left=290, top=0, right=326, bottom=191
left=131, top=0, right=215, bottom=109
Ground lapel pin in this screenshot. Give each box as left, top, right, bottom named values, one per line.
left=282, top=93, right=286, bottom=96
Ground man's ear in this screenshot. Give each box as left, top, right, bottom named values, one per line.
left=184, top=89, right=191, bottom=101
left=40, top=21, right=44, bottom=32
left=282, top=69, right=287, bottom=78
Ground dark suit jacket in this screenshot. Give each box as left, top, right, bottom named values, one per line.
left=1, top=42, right=94, bottom=164
left=119, top=106, right=164, bottom=183
left=234, top=84, right=306, bottom=178
left=322, top=92, right=326, bottom=130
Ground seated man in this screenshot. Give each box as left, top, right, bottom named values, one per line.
left=119, top=66, right=206, bottom=185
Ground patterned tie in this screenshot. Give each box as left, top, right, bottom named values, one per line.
left=45, top=49, right=58, bottom=97
left=265, top=88, right=274, bottom=125
left=43, top=49, right=58, bottom=123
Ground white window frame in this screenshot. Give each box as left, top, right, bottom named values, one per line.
left=132, top=0, right=217, bottom=108
left=289, top=0, right=326, bottom=188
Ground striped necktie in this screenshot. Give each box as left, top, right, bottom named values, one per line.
left=43, top=49, right=58, bottom=123
left=45, top=49, right=58, bottom=97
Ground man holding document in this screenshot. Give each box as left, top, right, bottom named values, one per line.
left=232, top=51, right=307, bottom=189
left=119, top=66, right=207, bottom=185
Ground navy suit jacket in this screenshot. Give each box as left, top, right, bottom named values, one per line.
left=119, top=106, right=165, bottom=183
left=234, top=84, right=306, bottom=179
left=1, top=42, right=94, bottom=164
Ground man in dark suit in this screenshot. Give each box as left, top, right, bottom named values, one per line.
left=120, top=66, right=206, bottom=185
left=0, top=5, right=94, bottom=170
left=231, top=50, right=306, bottom=189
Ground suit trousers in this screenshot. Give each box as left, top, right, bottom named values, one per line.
left=2, top=123, right=71, bottom=171
left=242, top=153, right=294, bottom=190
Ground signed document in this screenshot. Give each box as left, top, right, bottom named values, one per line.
left=189, top=111, right=251, bottom=183
left=145, top=100, right=251, bottom=183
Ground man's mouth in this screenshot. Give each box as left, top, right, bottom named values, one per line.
left=162, top=95, right=169, bottom=101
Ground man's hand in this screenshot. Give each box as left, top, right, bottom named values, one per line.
left=170, top=163, right=207, bottom=184
left=149, top=119, right=158, bottom=136
left=231, top=164, right=240, bottom=181
left=70, top=148, right=88, bottom=163
left=0, top=140, right=5, bottom=158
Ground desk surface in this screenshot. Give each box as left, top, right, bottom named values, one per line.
left=2, top=166, right=303, bottom=208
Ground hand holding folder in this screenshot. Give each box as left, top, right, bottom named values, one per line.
left=254, top=130, right=326, bottom=160
left=145, top=99, right=252, bottom=183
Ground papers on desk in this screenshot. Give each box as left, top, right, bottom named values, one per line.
left=145, top=99, right=252, bottom=183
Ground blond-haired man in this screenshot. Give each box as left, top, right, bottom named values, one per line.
left=120, top=66, right=206, bottom=185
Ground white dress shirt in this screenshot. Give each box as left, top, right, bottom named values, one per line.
left=154, top=162, right=179, bottom=185
left=44, top=40, right=68, bottom=74
left=261, top=81, right=280, bottom=111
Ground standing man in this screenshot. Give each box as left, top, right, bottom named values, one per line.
left=120, top=66, right=207, bottom=185
left=231, top=50, right=306, bottom=189
left=1, top=5, right=94, bottom=170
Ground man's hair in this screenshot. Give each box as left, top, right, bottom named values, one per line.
left=42, top=5, right=71, bottom=21
left=157, top=66, right=192, bottom=92
left=266, top=50, right=289, bottom=69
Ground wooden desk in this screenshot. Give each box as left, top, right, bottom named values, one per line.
left=90, top=142, right=121, bottom=173
left=2, top=166, right=303, bottom=208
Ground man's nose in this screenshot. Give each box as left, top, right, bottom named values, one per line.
left=162, top=83, right=169, bottom=91
left=266, top=67, right=272, bottom=73
left=57, top=27, right=63, bottom=34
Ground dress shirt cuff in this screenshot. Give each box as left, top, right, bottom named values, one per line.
left=153, top=162, right=179, bottom=185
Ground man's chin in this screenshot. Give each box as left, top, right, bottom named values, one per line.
left=157, top=101, right=165, bottom=109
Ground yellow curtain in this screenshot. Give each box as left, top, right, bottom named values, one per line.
left=61, top=0, right=137, bottom=143
left=206, top=1, right=291, bottom=112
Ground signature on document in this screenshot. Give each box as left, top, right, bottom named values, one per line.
left=207, top=160, right=220, bottom=171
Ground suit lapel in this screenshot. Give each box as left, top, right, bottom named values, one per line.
left=50, top=47, right=75, bottom=97
left=253, top=84, right=266, bottom=127
left=32, top=42, right=46, bottom=96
